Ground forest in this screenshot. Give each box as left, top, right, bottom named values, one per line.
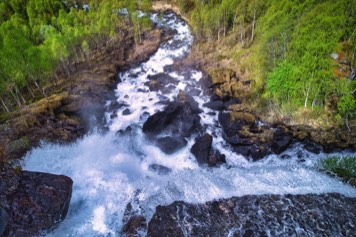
left=0, top=0, right=151, bottom=113
left=0, top=0, right=355, bottom=127
left=172, top=0, right=356, bottom=126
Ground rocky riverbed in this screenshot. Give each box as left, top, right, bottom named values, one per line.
left=0, top=18, right=175, bottom=236
left=0, top=8, right=355, bottom=237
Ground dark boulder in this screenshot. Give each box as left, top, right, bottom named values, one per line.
left=250, top=144, right=269, bottom=161
left=303, top=139, right=322, bottom=154
left=203, top=101, right=226, bottom=111
left=224, top=98, right=241, bottom=107
left=271, top=127, right=293, bottom=154
left=147, top=193, right=356, bottom=237
left=156, top=136, right=187, bottom=154
left=143, top=96, right=202, bottom=137
left=191, top=134, right=213, bottom=165
left=122, top=108, right=132, bottom=116
left=3, top=171, right=73, bottom=237
left=208, top=150, right=226, bottom=166
left=149, top=164, right=172, bottom=175
left=122, top=193, right=147, bottom=237
left=218, top=112, right=240, bottom=137
left=0, top=208, right=9, bottom=236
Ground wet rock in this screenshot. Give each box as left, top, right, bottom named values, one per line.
left=224, top=98, right=241, bottom=107
left=208, top=150, right=226, bottom=166
left=218, top=112, right=241, bottom=137
left=156, top=136, right=187, bottom=154
left=116, top=126, right=133, bottom=136
left=250, top=144, right=269, bottom=161
left=303, top=139, right=322, bottom=154
left=143, top=96, right=201, bottom=137
left=5, top=137, right=30, bottom=159
left=147, top=193, right=356, bottom=237
left=0, top=208, right=9, bottom=236
left=281, top=154, right=291, bottom=159
left=122, top=192, right=147, bottom=237
left=191, top=134, right=213, bottom=165
left=3, top=171, right=73, bottom=237
left=203, top=101, right=226, bottom=111
left=123, top=216, right=146, bottom=237
left=122, top=108, right=132, bottom=116
left=149, top=164, right=172, bottom=175
left=271, top=127, right=293, bottom=154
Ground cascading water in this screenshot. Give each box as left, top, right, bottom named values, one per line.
left=23, top=12, right=356, bottom=237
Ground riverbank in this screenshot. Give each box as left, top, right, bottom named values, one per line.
left=0, top=22, right=175, bottom=236
left=0, top=26, right=175, bottom=162
left=152, top=1, right=355, bottom=154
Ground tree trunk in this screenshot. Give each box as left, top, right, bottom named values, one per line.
left=27, top=85, right=35, bottom=98
left=251, top=4, right=256, bottom=42
left=1, top=98, right=10, bottom=112
left=10, top=88, right=21, bottom=107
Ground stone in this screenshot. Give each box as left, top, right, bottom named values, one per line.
left=203, top=101, right=226, bottom=111
left=122, top=108, right=132, bottom=116
left=271, top=127, right=293, bottom=154
left=303, top=140, right=322, bottom=154
left=156, top=136, right=187, bottom=154
left=3, top=171, right=73, bottom=237
left=149, top=164, right=172, bottom=175
left=147, top=193, right=356, bottom=237
left=191, top=134, right=213, bottom=165
left=143, top=98, right=201, bottom=137
left=0, top=208, right=9, bottom=236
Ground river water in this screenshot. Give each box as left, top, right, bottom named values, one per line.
left=23, top=12, right=356, bottom=237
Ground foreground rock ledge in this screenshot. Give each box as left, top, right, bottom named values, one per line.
left=2, top=171, right=73, bottom=237
left=147, top=193, right=356, bottom=237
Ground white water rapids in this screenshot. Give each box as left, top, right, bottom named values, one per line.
left=23, top=12, right=356, bottom=237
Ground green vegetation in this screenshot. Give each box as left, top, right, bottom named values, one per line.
left=319, top=156, right=356, bottom=185
left=169, top=0, right=356, bottom=126
left=0, top=0, right=151, bottom=113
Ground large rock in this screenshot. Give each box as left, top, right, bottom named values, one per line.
left=191, top=134, right=213, bottom=165
left=143, top=94, right=202, bottom=137
left=3, top=171, right=73, bottom=237
left=271, top=127, right=293, bottom=154
left=0, top=208, right=9, bottom=236
left=147, top=193, right=356, bottom=237
left=122, top=192, right=147, bottom=237
left=156, top=136, right=187, bottom=154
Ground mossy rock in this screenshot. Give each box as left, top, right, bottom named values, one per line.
left=209, top=68, right=237, bottom=85
left=6, top=136, right=31, bottom=158
left=230, top=111, right=256, bottom=126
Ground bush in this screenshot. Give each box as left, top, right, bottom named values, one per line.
left=319, top=156, right=356, bottom=185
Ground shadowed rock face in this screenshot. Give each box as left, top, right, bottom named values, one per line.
left=3, top=171, right=73, bottom=237
left=147, top=193, right=356, bottom=237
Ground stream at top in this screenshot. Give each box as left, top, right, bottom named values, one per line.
left=22, top=12, right=356, bottom=237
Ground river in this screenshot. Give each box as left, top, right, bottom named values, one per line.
left=22, top=11, right=356, bottom=237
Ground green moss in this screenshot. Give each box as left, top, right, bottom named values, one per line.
left=319, top=156, right=356, bottom=185
left=7, top=136, right=31, bottom=156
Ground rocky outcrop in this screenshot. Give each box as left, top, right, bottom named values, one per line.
left=1, top=170, right=73, bottom=237
left=190, top=134, right=226, bottom=166
left=0, top=26, right=171, bottom=161
left=147, top=193, right=356, bottom=237
left=156, top=136, right=187, bottom=154
left=122, top=192, right=147, bottom=237
left=143, top=91, right=202, bottom=138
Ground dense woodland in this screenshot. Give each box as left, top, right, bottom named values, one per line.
left=0, top=0, right=151, bottom=113
left=172, top=0, right=356, bottom=126
left=0, top=0, right=355, bottom=127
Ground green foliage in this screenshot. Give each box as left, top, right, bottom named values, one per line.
left=0, top=0, right=152, bottom=112
left=319, top=156, right=356, bottom=184
left=174, top=0, right=355, bottom=119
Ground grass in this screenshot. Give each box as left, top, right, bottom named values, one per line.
left=319, top=156, right=356, bottom=186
